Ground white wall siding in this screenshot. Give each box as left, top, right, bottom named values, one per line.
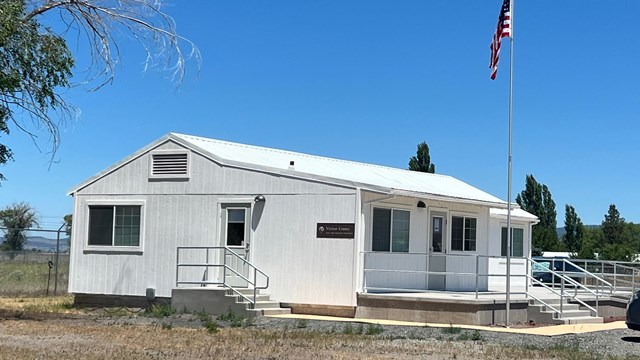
left=487, top=217, right=531, bottom=288
left=71, top=140, right=358, bottom=306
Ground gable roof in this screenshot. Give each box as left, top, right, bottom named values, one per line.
left=69, top=132, right=512, bottom=208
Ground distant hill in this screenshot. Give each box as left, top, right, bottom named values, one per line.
left=556, top=225, right=600, bottom=239
left=1, top=235, right=69, bottom=252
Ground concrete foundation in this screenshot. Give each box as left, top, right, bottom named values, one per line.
left=281, top=303, right=356, bottom=318
left=74, top=293, right=170, bottom=308
left=171, top=288, right=252, bottom=316
left=355, top=293, right=529, bottom=325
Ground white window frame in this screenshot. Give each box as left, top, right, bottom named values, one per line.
left=148, top=149, right=190, bottom=180
left=371, top=206, right=411, bottom=253
left=449, top=213, right=478, bottom=253
left=84, top=200, right=145, bottom=253
left=500, top=224, right=525, bottom=257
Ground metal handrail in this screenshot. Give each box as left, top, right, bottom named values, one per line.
left=361, top=251, right=612, bottom=320
left=530, top=258, right=601, bottom=317
left=176, top=246, right=270, bottom=308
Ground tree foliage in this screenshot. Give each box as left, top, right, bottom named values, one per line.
left=515, top=174, right=558, bottom=253
left=563, top=204, right=584, bottom=254
left=408, top=141, right=435, bottom=173
left=602, top=204, right=626, bottom=245
left=63, top=213, right=72, bottom=237
left=0, top=202, right=38, bottom=252
left=0, top=0, right=198, bottom=180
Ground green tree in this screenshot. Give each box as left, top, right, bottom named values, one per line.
left=577, top=227, right=600, bottom=259
left=602, top=204, right=626, bottom=245
left=562, top=205, right=584, bottom=254
left=515, top=175, right=558, bottom=253
left=0, top=0, right=198, bottom=180
left=0, top=202, right=38, bottom=252
left=408, top=141, right=435, bottom=173
left=63, top=213, right=72, bottom=237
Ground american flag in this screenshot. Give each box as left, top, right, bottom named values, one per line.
left=490, top=0, right=511, bottom=80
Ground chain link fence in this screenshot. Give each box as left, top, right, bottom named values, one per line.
left=0, top=251, right=69, bottom=296
left=1, top=226, right=70, bottom=296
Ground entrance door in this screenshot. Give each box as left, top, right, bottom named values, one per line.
left=428, top=212, right=447, bottom=290
left=221, top=204, right=251, bottom=288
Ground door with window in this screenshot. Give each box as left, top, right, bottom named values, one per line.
left=428, top=212, right=447, bottom=290
left=220, top=204, right=251, bottom=288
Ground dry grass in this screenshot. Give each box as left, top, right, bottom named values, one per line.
left=0, top=261, right=68, bottom=296
left=0, top=317, right=617, bottom=360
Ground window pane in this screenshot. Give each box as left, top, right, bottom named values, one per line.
left=226, top=208, right=246, bottom=246
left=88, top=206, right=114, bottom=246
left=464, top=218, right=476, bottom=251
left=228, top=209, right=245, bottom=223
left=451, top=216, right=463, bottom=251
left=391, top=210, right=410, bottom=252
left=432, top=217, right=443, bottom=253
left=501, top=227, right=524, bottom=257
left=372, top=208, right=391, bottom=252
left=513, top=228, right=524, bottom=257
left=114, top=206, right=141, bottom=246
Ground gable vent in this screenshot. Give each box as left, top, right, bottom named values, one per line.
left=151, top=153, right=188, bottom=176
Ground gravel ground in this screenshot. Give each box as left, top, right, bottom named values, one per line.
left=94, top=312, right=640, bottom=359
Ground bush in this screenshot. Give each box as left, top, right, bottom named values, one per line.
left=144, top=304, right=176, bottom=318
left=365, top=323, right=384, bottom=335
left=441, top=325, right=462, bottom=335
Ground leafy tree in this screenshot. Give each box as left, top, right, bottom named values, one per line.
left=0, top=0, right=198, bottom=180
left=63, top=213, right=72, bottom=237
left=577, top=227, right=601, bottom=259
left=602, top=204, right=627, bottom=245
left=563, top=205, right=584, bottom=254
left=515, top=175, right=558, bottom=252
left=408, top=141, right=435, bottom=173
left=0, top=202, right=38, bottom=252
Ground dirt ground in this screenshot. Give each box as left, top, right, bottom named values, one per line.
left=0, top=297, right=638, bottom=359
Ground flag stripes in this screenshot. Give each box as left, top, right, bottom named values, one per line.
left=490, top=0, right=511, bottom=80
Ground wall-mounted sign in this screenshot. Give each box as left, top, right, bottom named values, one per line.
left=316, top=223, right=355, bottom=239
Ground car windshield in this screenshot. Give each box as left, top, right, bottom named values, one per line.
left=532, top=261, right=550, bottom=272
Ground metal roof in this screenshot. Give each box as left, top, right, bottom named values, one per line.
left=171, top=133, right=509, bottom=207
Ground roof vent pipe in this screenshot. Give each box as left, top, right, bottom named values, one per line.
left=288, top=160, right=295, bottom=170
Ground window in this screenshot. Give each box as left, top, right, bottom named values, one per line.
left=226, top=208, right=246, bottom=246
left=451, top=216, right=476, bottom=251
left=372, top=208, right=410, bottom=252
left=88, top=205, right=142, bottom=247
left=501, top=227, right=524, bottom=257
left=149, top=151, right=189, bottom=179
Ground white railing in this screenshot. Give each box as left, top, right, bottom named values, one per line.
left=175, top=246, right=269, bottom=308
left=361, top=251, right=624, bottom=319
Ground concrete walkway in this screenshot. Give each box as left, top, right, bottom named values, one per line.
left=266, top=313, right=628, bottom=336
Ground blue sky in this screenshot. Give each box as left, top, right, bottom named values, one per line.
left=2, top=1, right=640, bottom=228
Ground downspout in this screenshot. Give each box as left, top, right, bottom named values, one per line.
left=352, top=187, right=362, bottom=306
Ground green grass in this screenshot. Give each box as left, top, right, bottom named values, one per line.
left=441, top=325, right=462, bottom=335
left=365, top=323, right=384, bottom=335
left=144, top=304, right=176, bottom=318
left=0, top=259, right=69, bottom=296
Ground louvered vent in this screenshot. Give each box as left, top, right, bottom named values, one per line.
left=151, top=153, right=188, bottom=177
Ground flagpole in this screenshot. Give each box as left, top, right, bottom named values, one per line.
left=506, top=0, right=514, bottom=327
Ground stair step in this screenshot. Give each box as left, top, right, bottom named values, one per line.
left=260, top=308, right=292, bottom=316
left=231, top=294, right=271, bottom=302
left=558, top=316, right=604, bottom=324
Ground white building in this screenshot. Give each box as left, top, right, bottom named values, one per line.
left=67, top=133, right=538, bottom=315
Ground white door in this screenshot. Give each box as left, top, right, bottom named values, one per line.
left=221, top=204, right=251, bottom=288
left=428, top=212, right=447, bottom=290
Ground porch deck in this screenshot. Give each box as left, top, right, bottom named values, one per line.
left=356, top=284, right=631, bottom=325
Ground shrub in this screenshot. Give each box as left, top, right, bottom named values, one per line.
left=365, top=323, right=384, bottom=335
left=144, top=304, right=176, bottom=318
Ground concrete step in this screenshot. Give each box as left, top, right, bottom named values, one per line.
left=558, top=316, right=604, bottom=324
left=253, top=301, right=282, bottom=309
left=540, top=309, right=593, bottom=319
left=259, top=308, right=292, bottom=316
left=231, top=294, right=271, bottom=303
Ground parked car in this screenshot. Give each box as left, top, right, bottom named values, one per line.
left=627, top=290, right=640, bottom=330
left=531, top=257, right=587, bottom=286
